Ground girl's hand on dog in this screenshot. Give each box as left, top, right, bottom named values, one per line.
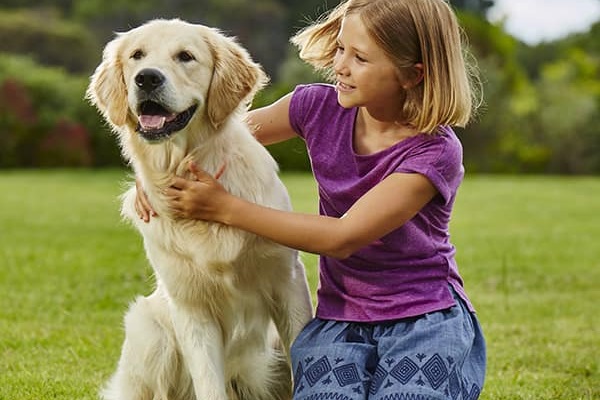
left=135, top=178, right=157, bottom=222
left=167, top=162, right=230, bottom=222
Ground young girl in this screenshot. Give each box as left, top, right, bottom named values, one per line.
left=137, top=0, right=486, bottom=398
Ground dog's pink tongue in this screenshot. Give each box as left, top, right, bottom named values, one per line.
left=139, top=115, right=166, bottom=130
left=139, top=114, right=176, bottom=130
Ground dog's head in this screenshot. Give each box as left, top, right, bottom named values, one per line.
left=86, top=19, right=267, bottom=142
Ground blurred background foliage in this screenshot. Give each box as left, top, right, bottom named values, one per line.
left=0, top=0, right=598, bottom=173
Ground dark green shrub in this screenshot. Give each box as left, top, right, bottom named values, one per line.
left=0, top=53, right=122, bottom=168
left=0, top=8, right=100, bottom=74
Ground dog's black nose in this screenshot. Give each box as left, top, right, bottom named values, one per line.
left=135, top=68, right=165, bottom=93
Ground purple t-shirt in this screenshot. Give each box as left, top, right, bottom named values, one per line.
left=289, top=83, right=474, bottom=322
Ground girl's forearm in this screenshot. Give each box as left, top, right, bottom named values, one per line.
left=222, top=196, right=352, bottom=259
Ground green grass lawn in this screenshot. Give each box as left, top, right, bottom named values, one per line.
left=0, top=170, right=598, bottom=400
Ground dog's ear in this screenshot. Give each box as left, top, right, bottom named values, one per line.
left=205, top=29, right=268, bottom=129
left=86, top=34, right=129, bottom=127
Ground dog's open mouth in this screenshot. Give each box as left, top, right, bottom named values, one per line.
left=136, top=101, right=198, bottom=142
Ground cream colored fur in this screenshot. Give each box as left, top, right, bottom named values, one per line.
left=86, top=19, right=313, bottom=400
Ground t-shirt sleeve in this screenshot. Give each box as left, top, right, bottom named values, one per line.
left=289, top=83, right=336, bottom=140
left=394, top=131, right=464, bottom=204
left=289, top=84, right=312, bottom=139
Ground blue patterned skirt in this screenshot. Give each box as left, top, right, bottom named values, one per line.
left=290, top=289, right=486, bottom=400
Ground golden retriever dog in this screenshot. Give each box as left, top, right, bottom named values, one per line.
left=86, top=19, right=313, bottom=400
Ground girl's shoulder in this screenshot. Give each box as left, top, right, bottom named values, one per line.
left=289, top=83, right=352, bottom=138
left=392, top=127, right=464, bottom=204
left=410, top=126, right=462, bottom=159
left=291, top=83, right=338, bottom=109
left=294, top=82, right=336, bottom=95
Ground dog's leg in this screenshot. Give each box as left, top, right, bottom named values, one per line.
left=289, top=258, right=314, bottom=339
left=170, top=305, right=228, bottom=400
left=271, top=257, right=313, bottom=355
left=102, top=291, right=189, bottom=400
left=261, top=256, right=312, bottom=400
left=229, top=343, right=292, bottom=400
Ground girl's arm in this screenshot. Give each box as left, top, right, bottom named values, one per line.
left=167, top=163, right=437, bottom=259
left=246, top=92, right=297, bottom=145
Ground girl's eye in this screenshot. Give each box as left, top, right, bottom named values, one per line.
left=131, top=49, right=144, bottom=60
left=177, top=51, right=195, bottom=62
left=356, top=55, right=367, bottom=62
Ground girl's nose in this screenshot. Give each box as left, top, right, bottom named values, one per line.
left=333, top=53, right=350, bottom=76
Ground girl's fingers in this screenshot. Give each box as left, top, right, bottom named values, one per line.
left=134, top=178, right=157, bottom=221
left=141, top=192, right=156, bottom=216
left=188, top=162, right=215, bottom=183
left=135, top=195, right=150, bottom=222
left=189, top=161, right=226, bottom=181
left=214, top=162, right=227, bottom=180
left=170, top=177, right=188, bottom=190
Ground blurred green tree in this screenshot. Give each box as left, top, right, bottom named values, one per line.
left=0, top=8, right=100, bottom=73
left=0, top=0, right=598, bottom=173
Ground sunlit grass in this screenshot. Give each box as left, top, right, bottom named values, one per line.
left=0, top=170, right=598, bottom=399
left=452, top=175, right=599, bottom=400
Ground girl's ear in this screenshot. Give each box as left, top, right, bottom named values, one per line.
left=413, top=63, right=425, bottom=86
left=403, top=63, right=424, bottom=89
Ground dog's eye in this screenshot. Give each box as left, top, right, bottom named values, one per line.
left=131, top=50, right=145, bottom=60
left=177, top=51, right=195, bottom=62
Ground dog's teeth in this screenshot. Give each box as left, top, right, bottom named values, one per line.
left=139, top=115, right=166, bottom=129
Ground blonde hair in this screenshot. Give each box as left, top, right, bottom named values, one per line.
left=291, top=0, right=481, bottom=134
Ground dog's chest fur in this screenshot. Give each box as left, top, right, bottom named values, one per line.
left=119, top=124, right=293, bottom=309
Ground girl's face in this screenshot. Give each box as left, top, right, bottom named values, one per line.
left=333, top=13, right=405, bottom=119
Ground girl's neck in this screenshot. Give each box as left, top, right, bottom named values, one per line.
left=353, top=107, right=419, bottom=155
